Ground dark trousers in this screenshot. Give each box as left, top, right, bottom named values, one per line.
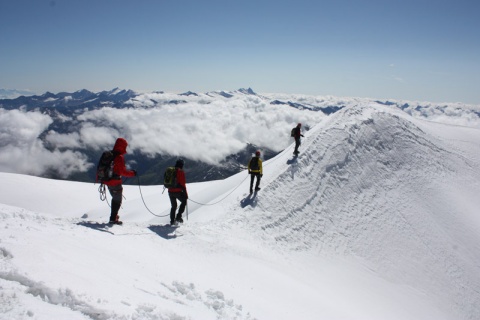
left=250, top=173, right=261, bottom=192
left=107, top=184, right=123, bottom=221
left=294, top=138, right=301, bottom=154
left=169, top=191, right=187, bottom=222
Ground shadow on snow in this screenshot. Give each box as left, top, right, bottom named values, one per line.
left=76, top=221, right=114, bottom=235
left=148, top=224, right=182, bottom=239
left=240, top=191, right=258, bottom=208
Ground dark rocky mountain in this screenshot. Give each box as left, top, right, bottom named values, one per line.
left=0, top=88, right=137, bottom=112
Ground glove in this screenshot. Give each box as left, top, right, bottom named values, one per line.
left=248, top=170, right=251, bottom=174
left=260, top=174, right=263, bottom=178
left=132, top=169, right=137, bottom=176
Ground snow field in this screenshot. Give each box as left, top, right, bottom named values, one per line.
left=1, top=103, right=480, bottom=319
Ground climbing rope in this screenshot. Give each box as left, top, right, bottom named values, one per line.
left=189, top=141, right=296, bottom=206
left=187, top=174, right=250, bottom=206
left=122, top=139, right=300, bottom=218
left=97, top=179, right=127, bottom=209
left=136, top=176, right=170, bottom=218
left=98, top=183, right=107, bottom=202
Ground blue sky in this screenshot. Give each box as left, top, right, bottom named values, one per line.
left=1, top=0, right=479, bottom=104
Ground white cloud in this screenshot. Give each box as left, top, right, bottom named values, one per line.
left=0, top=109, right=52, bottom=146
left=76, top=96, right=324, bottom=164
left=0, top=109, right=92, bottom=177
left=392, top=76, right=404, bottom=83
left=45, top=131, right=81, bottom=148
left=44, top=124, right=120, bottom=151
left=78, top=124, right=120, bottom=150
left=4, top=92, right=478, bottom=178
left=405, top=103, right=480, bottom=127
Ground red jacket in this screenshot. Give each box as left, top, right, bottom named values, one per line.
left=293, top=125, right=303, bottom=139
left=103, top=138, right=136, bottom=186
left=168, top=168, right=187, bottom=196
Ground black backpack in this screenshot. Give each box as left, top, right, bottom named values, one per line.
left=290, top=127, right=296, bottom=137
left=163, top=167, right=178, bottom=188
left=96, top=151, right=116, bottom=183
left=249, top=157, right=259, bottom=171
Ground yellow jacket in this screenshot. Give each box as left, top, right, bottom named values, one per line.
left=248, top=156, right=263, bottom=175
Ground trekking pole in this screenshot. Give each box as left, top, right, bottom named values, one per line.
left=186, top=203, right=189, bottom=221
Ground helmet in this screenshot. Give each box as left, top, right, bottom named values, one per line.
left=175, top=158, right=185, bottom=168
left=255, top=150, right=261, bottom=157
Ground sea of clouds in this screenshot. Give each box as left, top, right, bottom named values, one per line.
left=1, top=90, right=479, bottom=179
left=0, top=108, right=91, bottom=178
left=0, top=92, right=324, bottom=178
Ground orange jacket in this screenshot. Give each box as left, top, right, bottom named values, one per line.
left=103, top=138, right=136, bottom=186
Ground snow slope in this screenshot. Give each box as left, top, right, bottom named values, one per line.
left=1, top=104, right=480, bottom=320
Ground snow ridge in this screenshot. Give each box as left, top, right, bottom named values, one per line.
left=245, top=104, right=480, bottom=319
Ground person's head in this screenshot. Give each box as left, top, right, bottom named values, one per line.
left=113, top=138, right=128, bottom=154
left=255, top=150, right=261, bottom=157
left=297, top=123, right=302, bottom=128
left=175, top=158, right=185, bottom=169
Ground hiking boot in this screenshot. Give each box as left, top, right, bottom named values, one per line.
left=176, top=216, right=184, bottom=223
left=255, top=187, right=261, bottom=191
left=109, top=220, right=123, bottom=225
left=170, top=220, right=177, bottom=226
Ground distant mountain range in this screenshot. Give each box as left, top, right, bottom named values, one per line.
left=1, top=87, right=479, bottom=184
left=0, top=88, right=137, bottom=111
left=0, top=87, right=345, bottom=113
left=0, top=88, right=37, bottom=99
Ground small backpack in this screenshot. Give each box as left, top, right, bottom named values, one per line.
left=96, top=150, right=116, bottom=183
left=163, top=167, right=178, bottom=188
left=249, top=157, right=259, bottom=171
left=290, top=127, right=296, bottom=137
